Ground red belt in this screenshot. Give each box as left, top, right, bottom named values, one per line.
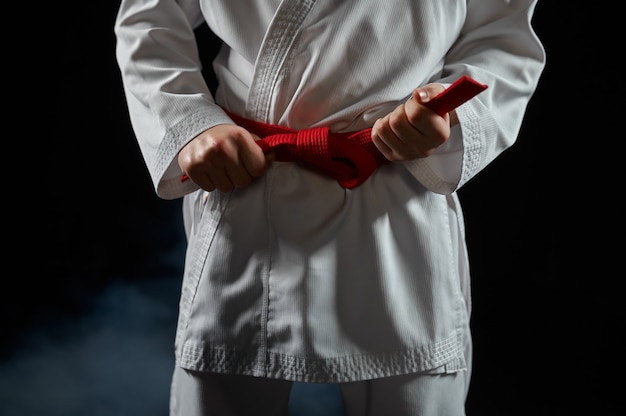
left=227, top=111, right=387, bottom=189
left=181, top=75, right=487, bottom=189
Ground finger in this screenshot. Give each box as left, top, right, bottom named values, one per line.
left=412, top=83, right=446, bottom=106
left=372, top=114, right=405, bottom=161
left=388, top=107, right=421, bottom=145
left=208, top=131, right=254, bottom=191
left=195, top=153, right=235, bottom=192
left=212, top=168, right=236, bottom=192
left=180, top=164, right=219, bottom=192
left=225, top=167, right=252, bottom=190
left=264, top=151, right=275, bottom=167
left=193, top=173, right=216, bottom=193
left=405, top=84, right=447, bottom=122
left=251, top=132, right=277, bottom=167
left=371, top=117, right=389, bottom=158
left=405, top=86, right=450, bottom=139
left=241, top=138, right=269, bottom=178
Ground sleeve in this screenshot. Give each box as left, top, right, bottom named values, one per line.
left=403, top=0, right=546, bottom=194
left=114, top=0, right=233, bottom=200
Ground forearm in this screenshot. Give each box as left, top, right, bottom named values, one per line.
left=405, top=0, right=545, bottom=193
left=114, top=0, right=232, bottom=199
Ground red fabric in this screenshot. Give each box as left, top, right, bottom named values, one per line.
left=227, top=111, right=388, bottom=189
left=180, top=75, right=487, bottom=189
left=426, top=75, right=488, bottom=116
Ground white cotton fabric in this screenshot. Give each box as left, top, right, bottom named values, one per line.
left=114, top=0, right=545, bottom=383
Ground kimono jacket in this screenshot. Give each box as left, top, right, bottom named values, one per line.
left=114, top=0, right=545, bottom=383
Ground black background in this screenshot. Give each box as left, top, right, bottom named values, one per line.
left=7, top=1, right=621, bottom=415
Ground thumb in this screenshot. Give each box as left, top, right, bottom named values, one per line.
left=413, top=83, right=446, bottom=104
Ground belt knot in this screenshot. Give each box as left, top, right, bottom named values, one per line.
left=227, top=111, right=389, bottom=189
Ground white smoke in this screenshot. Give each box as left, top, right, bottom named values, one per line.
left=0, top=278, right=344, bottom=416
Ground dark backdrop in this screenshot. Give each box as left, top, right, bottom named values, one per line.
left=6, top=2, right=620, bottom=415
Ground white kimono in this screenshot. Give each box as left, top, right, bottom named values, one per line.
left=114, top=0, right=545, bottom=383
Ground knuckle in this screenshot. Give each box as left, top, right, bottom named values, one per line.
left=388, top=113, right=404, bottom=130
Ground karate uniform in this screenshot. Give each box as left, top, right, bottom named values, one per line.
left=114, top=0, right=545, bottom=411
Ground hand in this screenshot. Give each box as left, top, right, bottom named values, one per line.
left=371, top=83, right=457, bottom=161
left=177, top=124, right=273, bottom=192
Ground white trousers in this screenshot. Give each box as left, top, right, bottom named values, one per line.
left=170, top=367, right=470, bottom=416
left=170, top=326, right=471, bottom=416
